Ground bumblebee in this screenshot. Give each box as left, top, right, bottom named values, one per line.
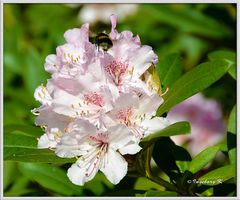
left=95, top=32, right=113, bottom=52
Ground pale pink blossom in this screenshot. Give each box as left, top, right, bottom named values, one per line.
left=99, top=15, right=158, bottom=95
left=167, top=93, right=226, bottom=155
left=32, top=14, right=168, bottom=186
left=103, top=93, right=169, bottom=139
left=56, top=119, right=141, bottom=185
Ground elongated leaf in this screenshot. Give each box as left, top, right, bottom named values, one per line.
left=84, top=173, right=114, bottom=196
left=4, top=147, right=75, bottom=163
left=4, top=133, right=38, bottom=148
left=198, top=165, right=236, bottom=186
left=228, top=105, right=236, bottom=134
left=227, top=131, right=236, bottom=166
left=24, top=47, right=49, bottom=95
left=157, top=60, right=231, bottom=116
left=144, top=5, right=230, bottom=38
left=176, top=161, right=190, bottom=173
left=208, top=50, right=236, bottom=62
left=188, top=146, right=220, bottom=174
left=227, top=131, right=236, bottom=151
left=208, top=50, right=236, bottom=80
left=134, top=177, right=164, bottom=191
left=4, top=176, right=32, bottom=197
left=3, top=161, right=18, bottom=190
left=18, top=163, right=84, bottom=196
left=140, top=121, right=190, bottom=147
left=228, top=148, right=236, bottom=166
left=4, top=124, right=43, bottom=137
left=152, top=137, right=191, bottom=179
left=157, top=53, right=182, bottom=90
left=4, top=133, right=75, bottom=163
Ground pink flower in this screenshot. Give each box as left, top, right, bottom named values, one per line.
left=56, top=119, right=141, bottom=185
left=44, top=24, right=95, bottom=78
left=33, top=14, right=167, bottom=186
left=167, top=93, right=226, bottom=155
left=100, top=15, right=158, bottom=95
left=103, top=93, right=169, bottom=139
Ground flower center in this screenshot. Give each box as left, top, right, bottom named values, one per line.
left=116, top=110, right=146, bottom=138
left=89, top=133, right=108, bottom=145
left=83, top=133, right=109, bottom=177
left=116, top=107, right=132, bottom=125
left=84, top=92, right=104, bottom=107
left=104, top=60, right=128, bottom=85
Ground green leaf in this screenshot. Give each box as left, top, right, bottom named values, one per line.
left=157, top=53, right=182, bottom=90
left=84, top=173, right=114, bottom=196
left=144, top=5, right=230, bottom=39
left=198, top=165, right=236, bottom=186
left=4, top=147, right=75, bottom=163
left=228, top=148, right=236, bottom=166
left=228, top=65, right=237, bottom=80
left=4, top=132, right=38, bottom=148
left=140, top=121, right=190, bottom=147
left=152, top=137, right=191, bottom=179
left=4, top=133, right=75, bottom=163
left=142, top=190, right=178, bottom=196
left=3, top=161, right=18, bottom=190
left=157, top=60, right=231, bottom=116
left=4, top=124, right=44, bottom=137
left=228, top=105, right=236, bottom=134
left=227, top=131, right=236, bottom=151
left=18, top=163, right=84, bottom=196
left=208, top=50, right=236, bottom=80
left=24, top=47, right=49, bottom=95
left=176, top=161, right=190, bottom=174
left=134, top=177, right=164, bottom=191
left=4, top=176, right=32, bottom=197
left=227, top=130, right=236, bottom=166
left=188, top=146, right=220, bottom=174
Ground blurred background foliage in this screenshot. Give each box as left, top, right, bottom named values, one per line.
left=3, top=3, right=236, bottom=196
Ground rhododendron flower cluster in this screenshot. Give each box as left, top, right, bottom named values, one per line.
left=33, top=15, right=169, bottom=186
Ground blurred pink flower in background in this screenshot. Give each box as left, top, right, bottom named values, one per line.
left=167, top=93, right=226, bottom=156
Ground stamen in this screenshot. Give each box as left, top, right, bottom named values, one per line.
left=105, top=60, right=128, bottom=85
left=161, top=87, right=169, bottom=96
left=84, top=134, right=108, bottom=177
left=116, top=107, right=132, bottom=125
left=84, top=92, right=104, bottom=107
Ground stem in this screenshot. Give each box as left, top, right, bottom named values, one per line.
left=143, top=145, right=178, bottom=192
left=147, top=174, right=178, bottom=192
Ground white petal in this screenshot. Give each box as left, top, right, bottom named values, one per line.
left=141, top=117, right=170, bottom=136
left=109, top=14, right=119, bottom=39
left=67, top=162, right=98, bottom=186
left=100, top=149, right=127, bottom=185
left=108, top=125, right=133, bottom=150
left=44, top=54, right=60, bottom=74
left=64, top=24, right=90, bottom=48
left=115, top=93, right=139, bottom=110
left=37, top=133, right=57, bottom=149
left=68, top=119, right=98, bottom=137
left=34, top=85, right=52, bottom=106
left=35, top=107, right=72, bottom=131
left=137, top=94, right=163, bottom=116
left=130, top=45, right=158, bottom=77
left=119, top=142, right=142, bottom=155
